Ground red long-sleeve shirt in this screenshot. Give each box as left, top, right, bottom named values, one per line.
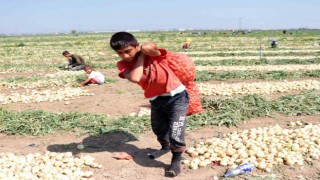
left=117, top=49, right=182, bottom=98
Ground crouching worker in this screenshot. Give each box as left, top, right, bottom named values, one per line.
left=62, top=50, right=86, bottom=71
left=110, top=32, right=189, bottom=177
left=182, top=38, right=192, bottom=49
left=79, top=65, right=105, bottom=86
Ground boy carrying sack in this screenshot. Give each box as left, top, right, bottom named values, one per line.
left=110, top=32, right=202, bottom=177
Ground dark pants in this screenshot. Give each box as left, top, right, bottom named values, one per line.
left=68, top=64, right=85, bottom=71
left=150, top=90, right=189, bottom=152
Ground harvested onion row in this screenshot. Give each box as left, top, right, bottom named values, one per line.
left=0, top=79, right=74, bottom=91
left=184, top=122, right=320, bottom=172
left=192, top=55, right=317, bottom=61
left=45, top=71, right=84, bottom=78
left=0, top=71, right=83, bottom=90
left=0, top=87, right=94, bottom=104
left=198, top=80, right=320, bottom=96
left=180, top=49, right=320, bottom=55
left=0, top=66, right=59, bottom=73
left=196, top=64, right=320, bottom=72
left=0, top=151, right=101, bottom=179
left=195, top=45, right=318, bottom=50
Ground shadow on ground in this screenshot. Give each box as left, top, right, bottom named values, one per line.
left=47, top=129, right=168, bottom=170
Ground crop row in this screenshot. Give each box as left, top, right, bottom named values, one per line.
left=196, top=64, right=320, bottom=72
left=0, top=71, right=83, bottom=90
left=181, top=49, right=320, bottom=55
left=0, top=87, right=93, bottom=104
left=198, top=79, right=319, bottom=96
left=192, top=55, right=318, bottom=61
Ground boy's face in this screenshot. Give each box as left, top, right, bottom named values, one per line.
left=84, top=68, right=92, bottom=74
left=115, top=45, right=140, bottom=62
left=63, top=53, right=71, bottom=58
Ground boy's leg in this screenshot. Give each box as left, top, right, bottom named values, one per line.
left=148, top=142, right=170, bottom=159
left=67, top=65, right=73, bottom=70
left=166, top=90, right=189, bottom=177
left=71, top=64, right=85, bottom=71
left=148, top=99, right=170, bottom=159
left=90, top=78, right=100, bottom=84
left=69, top=66, right=77, bottom=71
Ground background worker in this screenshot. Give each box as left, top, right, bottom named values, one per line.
left=62, top=50, right=86, bottom=71
left=79, top=64, right=105, bottom=86
left=182, top=38, right=192, bottom=49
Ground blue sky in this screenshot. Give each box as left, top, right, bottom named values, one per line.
left=0, top=0, right=319, bottom=34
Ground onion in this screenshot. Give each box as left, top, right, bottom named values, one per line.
left=189, top=162, right=198, bottom=170
left=76, top=144, right=85, bottom=150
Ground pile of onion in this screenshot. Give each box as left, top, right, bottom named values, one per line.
left=184, top=122, right=320, bottom=173
left=0, top=151, right=102, bottom=179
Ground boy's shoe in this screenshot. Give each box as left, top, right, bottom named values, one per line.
left=166, top=152, right=182, bottom=177
left=148, top=145, right=170, bottom=159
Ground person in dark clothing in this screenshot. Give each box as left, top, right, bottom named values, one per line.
left=62, top=51, right=85, bottom=71
left=271, top=40, right=278, bottom=48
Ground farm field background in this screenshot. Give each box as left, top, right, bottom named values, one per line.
left=0, top=30, right=320, bottom=179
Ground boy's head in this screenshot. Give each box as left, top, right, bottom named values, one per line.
left=110, top=32, right=138, bottom=50
left=84, top=64, right=93, bottom=74
left=110, top=32, right=140, bottom=62
left=62, top=50, right=71, bottom=58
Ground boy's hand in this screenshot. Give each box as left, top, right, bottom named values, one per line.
left=140, top=42, right=161, bottom=57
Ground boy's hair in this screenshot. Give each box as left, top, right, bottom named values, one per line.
left=110, top=32, right=138, bottom=50
left=84, top=64, right=93, bottom=70
left=62, top=50, right=70, bottom=55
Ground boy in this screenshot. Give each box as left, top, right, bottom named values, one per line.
left=110, top=32, right=189, bottom=177
left=62, top=50, right=86, bottom=71
left=79, top=64, right=105, bottom=86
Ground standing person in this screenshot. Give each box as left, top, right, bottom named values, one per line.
left=182, top=38, right=192, bottom=49
left=79, top=64, right=105, bottom=86
left=62, top=50, right=86, bottom=71
left=110, top=32, right=190, bottom=177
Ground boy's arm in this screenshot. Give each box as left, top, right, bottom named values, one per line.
left=124, top=53, right=145, bottom=83
left=140, top=42, right=161, bottom=57
left=80, top=78, right=91, bottom=86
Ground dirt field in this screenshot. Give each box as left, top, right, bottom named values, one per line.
left=1, top=69, right=320, bottom=180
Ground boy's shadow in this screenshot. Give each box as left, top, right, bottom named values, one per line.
left=47, top=129, right=168, bottom=170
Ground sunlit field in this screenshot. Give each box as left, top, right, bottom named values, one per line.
left=1, top=30, right=320, bottom=179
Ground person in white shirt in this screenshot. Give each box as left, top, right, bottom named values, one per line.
left=80, top=65, right=105, bottom=86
